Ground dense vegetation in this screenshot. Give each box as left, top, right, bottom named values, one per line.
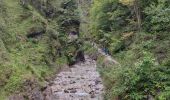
left=0, top=0, right=80, bottom=99
left=0, top=0, right=170, bottom=100
left=90, top=0, right=170, bottom=99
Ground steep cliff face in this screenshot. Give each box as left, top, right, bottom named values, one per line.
left=0, top=0, right=80, bottom=99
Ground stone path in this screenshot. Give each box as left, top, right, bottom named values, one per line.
left=47, top=56, right=104, bottom=100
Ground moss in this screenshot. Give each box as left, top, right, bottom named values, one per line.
left=0, top=0, right=69, bottom=98
left=0, top=0, right=80, bottom=98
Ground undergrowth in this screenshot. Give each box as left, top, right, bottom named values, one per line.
left=0, top=0, right=69, bottom=98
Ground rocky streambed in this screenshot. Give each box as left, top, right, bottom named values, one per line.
left=44, top=56, right=104, bottom=100
left=9, top=56, right=105, bottom=100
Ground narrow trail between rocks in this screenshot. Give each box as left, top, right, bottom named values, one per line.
left=46, top=56, right=104, bottom=100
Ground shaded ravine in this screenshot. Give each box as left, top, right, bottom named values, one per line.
left=45, top=56, right=104, bottom=100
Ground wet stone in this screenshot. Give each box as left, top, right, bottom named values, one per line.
left=47, top=56, right=104, bottom=100
left=70, top=89, right=77, bottom=93
left=70, top=81, right=76, bottom=84
left=95, top=79, right=101, bottom=85
left=64, top=90, right=69, bottom=93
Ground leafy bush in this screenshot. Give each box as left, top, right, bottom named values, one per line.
left=144, top=0, right=170, bottom=32
left=90, top=0, right=170, bottom=100
left=90, top=0, right=131, bottom=34
left=99, top=51, right=170, bottom=100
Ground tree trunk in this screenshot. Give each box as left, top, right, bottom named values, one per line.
left=134, top=0, right=141, bottom=31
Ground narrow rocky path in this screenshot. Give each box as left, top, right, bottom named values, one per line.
left=46, top=56, right=104, bottom=100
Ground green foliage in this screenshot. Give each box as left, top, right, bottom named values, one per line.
left=90, top=0, right=170, bottom=99
left=99, top=46, right=170, bottom=100
left=0, top=0, right=80, bottom=98
left=56, top=0, right=80, bottom=32
left=90, top=0, right=131, bottom=34
left=117, top=52, right=163, bottom=99
left=144, top=0, right=170, bottom=32
left=90, top=0, right=135, bottom=54
left=53, top=0, right=82, bottom=65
